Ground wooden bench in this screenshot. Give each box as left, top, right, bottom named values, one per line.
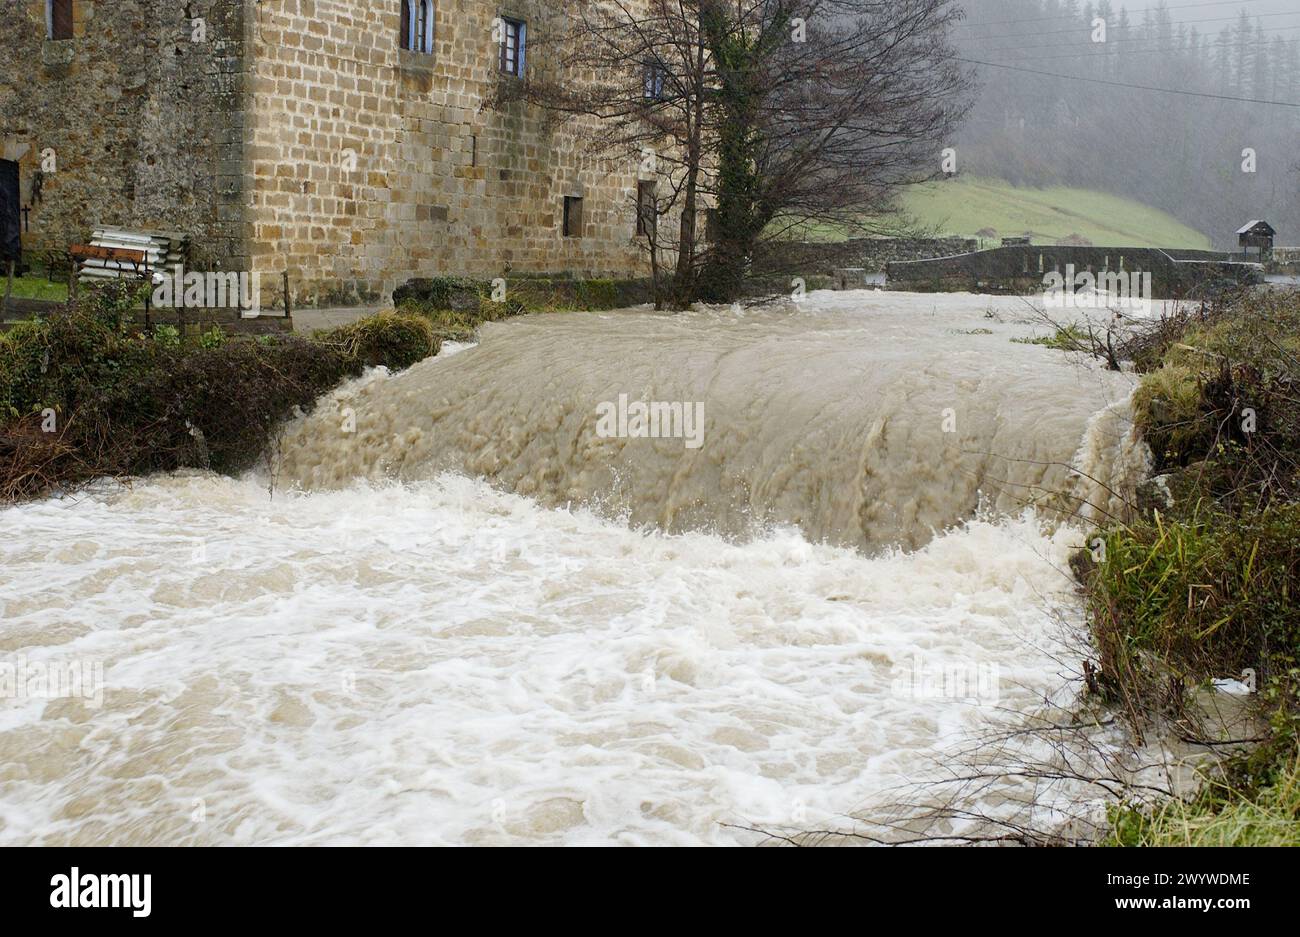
left=68, top=243, right=160, bottom=324
left=69, top=243, right=151, bottom=287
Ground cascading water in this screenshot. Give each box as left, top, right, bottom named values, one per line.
left=0, top=291, right=1150, bottom=845
left=274, top=292, right=1148, bottom=550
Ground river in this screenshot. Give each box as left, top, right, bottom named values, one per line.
left=0, top=290, right=1149, bottom=844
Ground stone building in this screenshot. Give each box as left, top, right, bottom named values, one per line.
left=0, top=0, right=651, bottom=306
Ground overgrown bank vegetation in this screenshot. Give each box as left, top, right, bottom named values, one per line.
left=0, top=284, right=438, bottom=502
left=1073, top=288, right=1300, bottom=845
left=1, top=275, right=642, bottom=503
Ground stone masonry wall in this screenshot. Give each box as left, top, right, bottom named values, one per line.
left=247, top=0, right=650, bottom=307
left=0, top=0, right=249, bottom=271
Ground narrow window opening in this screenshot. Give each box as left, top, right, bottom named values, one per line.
left=643, top=62, right=666, bottom=101
left=704, top=208, right=719, bottom=243
left=401, top=0, right=434, bottom=53
left=562, top=196, right=583, bottom=238
left=417, top=0, right=434, bottom=53
left=499, top=17, right=525, bottom=77
left=1, top=160, right=21, bottom=267
left=47, top=0, right=74, bottom=41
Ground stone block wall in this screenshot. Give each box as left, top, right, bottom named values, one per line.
left=246, top=0, right=650, bottom=307
left=0, top=0, right=250, bottom=271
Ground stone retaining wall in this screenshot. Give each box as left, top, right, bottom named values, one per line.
left=1270, top=248, right=1300, bottom=275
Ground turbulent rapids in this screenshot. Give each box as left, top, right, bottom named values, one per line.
left=0, top=291, right=1153, bottom=845
left=276, top=291, right=1148, bottom=551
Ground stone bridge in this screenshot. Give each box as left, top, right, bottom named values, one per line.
left=886, top=244, right=1263, bottom=298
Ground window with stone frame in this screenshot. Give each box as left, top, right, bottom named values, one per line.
left=642, top=61, right=667, bottom=101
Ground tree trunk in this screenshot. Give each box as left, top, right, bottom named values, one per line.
left=695, top=2, right=775, bottom=304
left=668, top=30, right=709, bottom=310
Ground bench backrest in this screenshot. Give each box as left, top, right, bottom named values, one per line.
left=69, top=244, right=148, bottom=266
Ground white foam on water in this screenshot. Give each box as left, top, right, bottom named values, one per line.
left=0, top=291, right=1153, bottom=845
left=0, top=472, right=1087, bottom=845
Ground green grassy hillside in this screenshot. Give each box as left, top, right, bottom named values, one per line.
left=899, top=177, right=1212, bottom=249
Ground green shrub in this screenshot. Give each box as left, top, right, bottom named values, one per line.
left=392, top=275, right=487, bottom=310
left=87, top=278, right=151, bottom=331
left=575, top=278, right=619, bottom=309
left=399, top=296, right=523, bottom=342
left=0, top=319, right=53, bottom=419
left=392, top=274, right=643, bottom=340
left=1130, top=362, right=1205, bottom=464
left=504, top=278, right=562, bottom=310
left=321, top=310, right=439, bottom=370
left=1087, top=504, right=1300, bottom=702
left=153, top=324, right=182, bottom=348
left=1126, top=290, right=1300, bottom=503
left=169, top=335, right=360, bottom=473
left=198, top=325, right=227, bottom=350
left=1011, top=323, right=1089, bottom=350
left=1, top=325, right=363, bottom=500
left=0, top=288, right=157, bottom=422
left=1, top=298, right=438, bottom=501
left=1084, top=290, right=1300, bottom=842
left=1107, top=753, right=1300, bottom=846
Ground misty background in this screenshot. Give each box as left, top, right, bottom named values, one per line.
left=948, top=0, right=1300, bottom=247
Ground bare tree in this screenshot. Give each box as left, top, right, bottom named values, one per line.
left=697, top=0, right=972, bottom=300
left=510, top=0, right=972, bottom=306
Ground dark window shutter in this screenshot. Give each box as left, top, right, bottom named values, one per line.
left=400, top=0, right=411, bottom=50
left=51, top=0, right=74, bottom=40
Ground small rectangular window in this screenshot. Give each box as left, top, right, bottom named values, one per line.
left=499, top=17, right=525, bottom=76
left=643, top=62, right=666, bottom=101
left=401, top=1, right=434, bottom=54
left=562, top=196, right=583, bottom=238
left=636, top=181, right=657, bottom=236
left=48, top=0, right=74, bottom=41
